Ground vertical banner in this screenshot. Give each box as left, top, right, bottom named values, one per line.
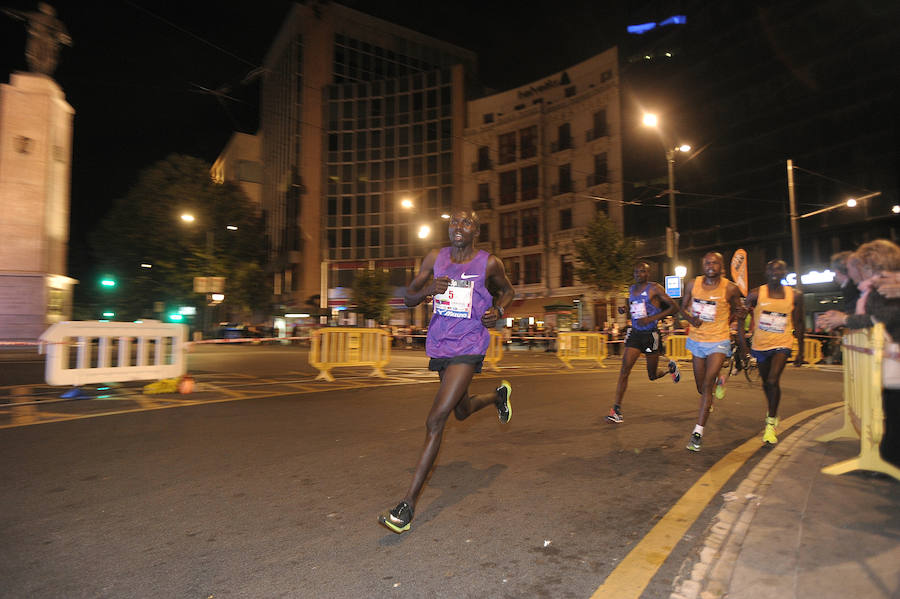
left=731, top=249, right=748, bottom=296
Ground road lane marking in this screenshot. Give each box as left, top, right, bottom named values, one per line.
left=589, top=401, right=843, bottom=599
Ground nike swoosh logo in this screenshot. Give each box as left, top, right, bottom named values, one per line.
left=460, top=273, right=479, bottom=279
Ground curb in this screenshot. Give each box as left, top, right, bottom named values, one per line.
left=668, top=408, right=840, bottom=599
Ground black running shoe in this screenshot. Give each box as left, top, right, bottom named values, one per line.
left=496, top=380, right=512, bottom=424
left=378, top=501, right=413, bottom=533
left=668, top=359, right=681, bottom=383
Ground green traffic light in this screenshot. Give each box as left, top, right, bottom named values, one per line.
left=168, top=313, right=183, bottom=322
left=100, top=278, right=116, bottom=287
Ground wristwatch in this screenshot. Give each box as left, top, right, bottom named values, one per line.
left=495, top=305, right=505, bottom=317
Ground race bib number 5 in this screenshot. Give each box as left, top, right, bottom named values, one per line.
left=433, top=279, right=474, bottom=318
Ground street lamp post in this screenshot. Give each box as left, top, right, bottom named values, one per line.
left=643, top=113, right=689, bottom=273
left=786, top=159, right=876, bottom=290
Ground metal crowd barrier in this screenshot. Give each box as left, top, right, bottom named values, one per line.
left=665, top=334, right=691, bottom=361
left=484, top=330, right=504, bottom=371
left=790, top=337, right=824, bottom=367
left=556, top=332, right=608, bottom=369
left=38, top=320, right=188, bottom=387
left=309, top=327, right=391, bottom=382
left=817, top=323, right=900, bottom=480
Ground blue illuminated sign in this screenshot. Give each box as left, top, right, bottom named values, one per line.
left=665, top=276, right=682, bottom=299
left=627, top=15, right=687, bottom=35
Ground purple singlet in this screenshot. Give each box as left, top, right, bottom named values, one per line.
left=426, top=248, right=492, bottom=358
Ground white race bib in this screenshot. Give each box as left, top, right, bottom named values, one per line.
left=433, top=279, right=474, bottom=319
left=692, top=298, right=717, bottom=322
left=759, top=310, right=788, bottom=334
left=630, top=300, right=648, bottom=320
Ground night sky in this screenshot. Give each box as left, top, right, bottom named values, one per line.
left=1, top=0, right=628, bottom=280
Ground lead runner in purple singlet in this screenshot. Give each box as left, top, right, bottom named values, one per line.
left=378, top=209, right=515, bottom=534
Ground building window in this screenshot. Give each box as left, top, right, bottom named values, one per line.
left=475, top=145, right=491, bottom=171
left=520, top=165, right=539, bottom=201
left=498, top=132, right=516, bottom=165
left=477, top=182, right=491, bottom=207
left=556, top=164, right=572, bottom=194
left=587, top=109, right=608, bottom=141
left=593, top=152, right=608, bottom=184
left=560, top=256, right=574, bottom=287
left=521, top=208, right=540, bottom=246
left=519, top=125, right=537, bottom=160
left=524, top=254, right=541, bottom=284
left=559, top=208, right=572, bottom=230
left=554, top=123, right=572, bottom=152
left=479, top=222, right=490, bottom=242
left=483, top=113, right=494, bottom=124
left=499, top=170, right=517, bottom=205
left=564, top=85, right=576, bottom=97
left=506, top=257, right=521, bottom=285
left=500, top=212, right=518, bottom=249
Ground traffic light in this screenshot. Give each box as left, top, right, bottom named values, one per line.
left=167, top=313, right=184, bottom=322
left=100, top=276, right=116, bottom=288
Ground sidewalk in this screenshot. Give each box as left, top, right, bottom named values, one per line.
left=672, top=409, right=900, bottom=599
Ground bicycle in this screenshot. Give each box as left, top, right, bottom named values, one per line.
left=722, top=335, right=759, bottom=386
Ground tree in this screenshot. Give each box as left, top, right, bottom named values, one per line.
left=573, top=213, right=636, bottom=293
left=350, top=270, right=392, bottom=323
left=87, top=154, right=268, bottom=322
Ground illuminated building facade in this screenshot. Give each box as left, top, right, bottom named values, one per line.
left=259, top=3, right=474, bottom=319
left=463, top=48, right=624, bottom=330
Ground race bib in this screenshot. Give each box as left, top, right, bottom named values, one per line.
left=759, top=310, right=788, bottom=334
left=433, top=279, right=474, bottom=319
left=692, top=298, right=717, bottom=322
left=630, top=300, right=648, bottom=320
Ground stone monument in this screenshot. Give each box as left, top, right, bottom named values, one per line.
left=0, top=3, right=77, bottom=341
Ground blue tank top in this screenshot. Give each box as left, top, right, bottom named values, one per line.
left=628, top=283, right=661, bottom=331
left=426, top=248, right=492, bottom=358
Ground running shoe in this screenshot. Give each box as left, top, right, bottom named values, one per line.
left=763, top=416, right=778, bottom=445
left=605, top=407, right=623, bottom=424
left=668, top=359, right=681, bottom=383
left=714, top=375, right=726, bottom=400
left=686, top=432, right=703, bottom=452
left=496, top=380, right=512, bottom=424
left=378, top=501, right=413, bottom=534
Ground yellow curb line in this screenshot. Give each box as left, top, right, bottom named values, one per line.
left=589, top=401, right=843, bottom=599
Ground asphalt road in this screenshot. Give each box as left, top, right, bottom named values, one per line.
left=0, top=346, right=844, bottom=598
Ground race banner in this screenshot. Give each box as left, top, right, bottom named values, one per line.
left=731, top=248, right=748, bottom=296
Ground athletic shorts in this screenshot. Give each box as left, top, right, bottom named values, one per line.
left=751, top=347, right=792, bottom=363
left=428, top=354, right=485, bottom=373
left=624, top=329, right=661, bottom=354
left=686, top=337, right=732, bottom=358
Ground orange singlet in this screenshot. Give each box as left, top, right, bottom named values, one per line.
left=688, top=276, right=731, bottom=343
left=751, top=285, right=795, bottom=350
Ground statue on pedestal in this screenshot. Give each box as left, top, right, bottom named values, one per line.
left=2, top=2, right=72, bottom=77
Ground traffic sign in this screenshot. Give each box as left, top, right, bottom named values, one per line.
left=665, top=275, right=682, bottom=298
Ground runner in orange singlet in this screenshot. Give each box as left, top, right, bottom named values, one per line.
left=742, top=259, right=804, bottom=445
left=680, top=252, right=747, bottom=452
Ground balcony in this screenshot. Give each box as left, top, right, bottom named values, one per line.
left=551, top=138, right=574, bottom=153
left=471, top=158, right=493, bottom=172
left=551, top=181, right=575, bottom=196
left=585, top=127, right=609, bottom=142
left=472, top=198, right=493, bottom=211
left=585, top=173, right=609, bottom=187
left=551, top=227, right=587, bottom=242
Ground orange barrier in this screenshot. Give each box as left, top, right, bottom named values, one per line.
left=308, top=327, right=391, bottom=382
left=484, top=330, right=504, bottom=371
left=556, top=332, right=608, bottom=369
left=817, top=323, right=900, bottom=481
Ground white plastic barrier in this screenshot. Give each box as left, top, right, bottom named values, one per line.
left=39, top=320, right=188, bottom=386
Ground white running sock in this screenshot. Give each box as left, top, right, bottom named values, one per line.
left=693, top=424, right=704, bottom=436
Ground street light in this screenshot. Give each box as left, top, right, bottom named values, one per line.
left=786, top=159, right=875, bottom=289
left=643, top=113, right=691, bottom=269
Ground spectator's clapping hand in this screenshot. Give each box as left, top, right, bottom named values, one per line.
left=816, top=310, right=847, bottom=331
